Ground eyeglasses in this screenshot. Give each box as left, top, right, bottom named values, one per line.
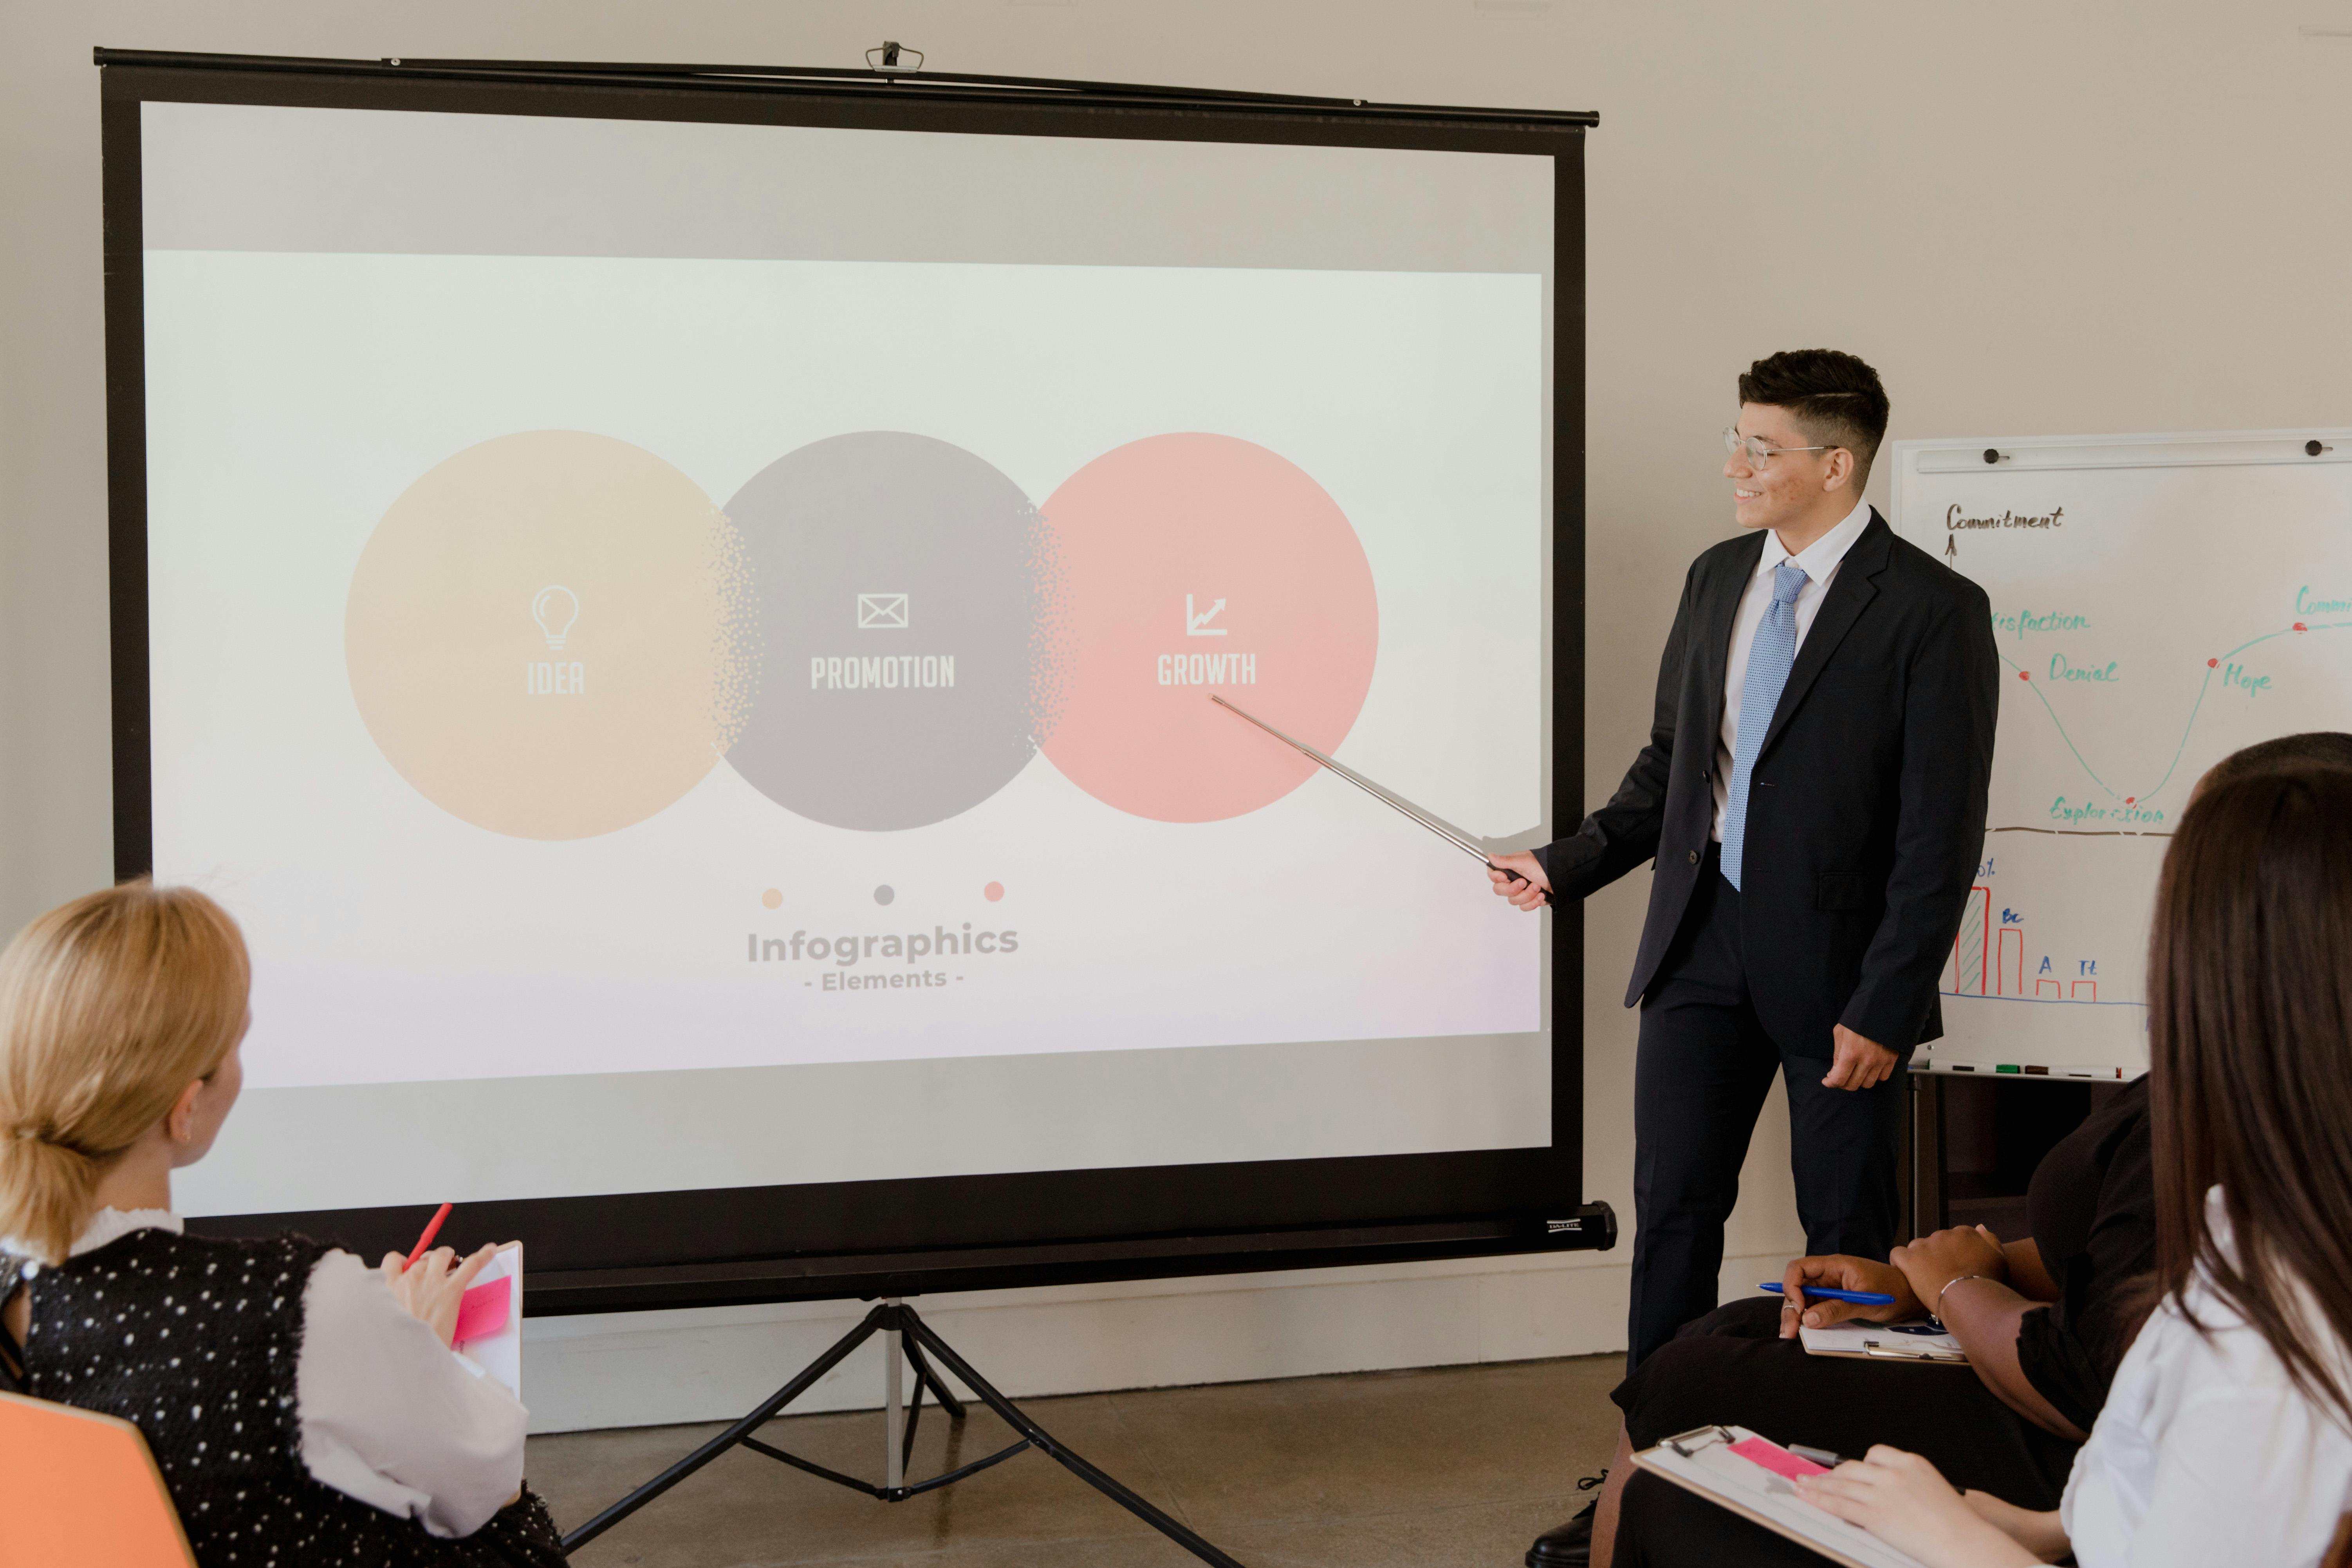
left=1724, top=427, right=1835, bottom=468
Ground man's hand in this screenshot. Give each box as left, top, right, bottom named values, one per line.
left=1823, top=1024, right=1899, bottom=1090
left=1485, top=851, right=1551, bottom=911
left=1774, top=1254, right=1922, bottom=1337
left=1890, top=1224, right=2009, bottom=1318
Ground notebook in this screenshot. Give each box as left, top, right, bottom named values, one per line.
left=452, top=1241, right=522, bottom=1400
left=1634, top=1424, right=1932, bottom=1568
left=1799, top=1320, right=1968, bottom=1364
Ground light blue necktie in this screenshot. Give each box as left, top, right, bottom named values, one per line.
left=1721, top=562, right=1808, bottom=892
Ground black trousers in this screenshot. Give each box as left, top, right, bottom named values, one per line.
left=1626, top=846, right=1906, bottom=1370
left=1607, top=1297, right=2079, bottom=1567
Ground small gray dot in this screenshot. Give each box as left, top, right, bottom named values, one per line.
left=874, top=885, right=895, bottom=906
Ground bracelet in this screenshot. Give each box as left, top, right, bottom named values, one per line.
left=1936, top=1273, right=1996, bottom=1317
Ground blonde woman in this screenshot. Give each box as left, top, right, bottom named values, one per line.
left=0, top=882, right=566, bottom=1566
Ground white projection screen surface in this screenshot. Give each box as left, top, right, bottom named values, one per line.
left=103, top=59, right=1595, bottom=1306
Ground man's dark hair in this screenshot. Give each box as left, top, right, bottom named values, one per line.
left=1738, top=349, right=1891, bottom=487
left=2200, top=732, right=2352, bottom=792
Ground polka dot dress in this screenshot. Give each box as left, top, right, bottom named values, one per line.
left=19, top=1228, right=567, bottom=1566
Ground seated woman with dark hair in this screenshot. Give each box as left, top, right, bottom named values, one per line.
left=1567, top=1074, right=2150, bottom=1566
left=0, top=882, right=567, bottom=1567
left=1565, top=733, right=2352, bottom=1568
left=1618, top=760, right=2352, bottom=1566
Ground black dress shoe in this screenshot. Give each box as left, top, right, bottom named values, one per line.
left=1526, top=1498, right=1597, bottom=1567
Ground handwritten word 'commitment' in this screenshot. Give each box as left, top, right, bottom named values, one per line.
left=1948, top=504, right=2065, bottom=531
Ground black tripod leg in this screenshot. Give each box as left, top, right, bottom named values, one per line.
left=561, top=1305, right=890, bottom=1553
left=904, top=1337, right=967, bottom=1420
left=900, top=1352, right=925, bottom=1477
left=899, top=1308, right=1247, bottom=1568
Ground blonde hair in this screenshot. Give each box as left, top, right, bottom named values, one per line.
left=0, top=882, right=249, bottom=1264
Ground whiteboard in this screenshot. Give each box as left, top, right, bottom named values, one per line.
left=1892, top=429, right=2352, bottom=1079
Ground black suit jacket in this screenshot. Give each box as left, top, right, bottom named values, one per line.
left=1536, top=511, right=1998, bottom=1056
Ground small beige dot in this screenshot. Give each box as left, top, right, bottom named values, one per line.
left=761, top=888, right=783, bottom=910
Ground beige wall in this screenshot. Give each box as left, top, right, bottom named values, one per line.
left=7, top=0, right=2351, bottom=1312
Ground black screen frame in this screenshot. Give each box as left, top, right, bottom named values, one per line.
left=98, top=50, right=1605, bottom=1314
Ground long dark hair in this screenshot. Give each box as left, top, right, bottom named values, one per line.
left=2150, top=765, right=2352, bottom=1427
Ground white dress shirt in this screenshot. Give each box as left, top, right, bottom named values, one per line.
left=6, top=1209, right=527, bottom=1539
left=2061, top=1189, right=2352, bottom=1568
left=1711, top=498, right=1875, bottom=842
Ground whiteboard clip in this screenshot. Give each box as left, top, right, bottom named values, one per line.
left=2307, top=440, right=2330, bottom=457
left=868, top=41, right=924, bottom=75
left=1982, top=447, right=2006, bottom=465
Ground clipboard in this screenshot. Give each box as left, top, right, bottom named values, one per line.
left=1800, top=1321, right=1970, bottom=1365
left=1633, top=1424, right=1932, bottom=1568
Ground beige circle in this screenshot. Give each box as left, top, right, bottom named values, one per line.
left=346, top=431, right=753, bottom=841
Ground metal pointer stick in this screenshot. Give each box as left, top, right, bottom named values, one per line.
left=1208, top=694, right=1551, bottom=905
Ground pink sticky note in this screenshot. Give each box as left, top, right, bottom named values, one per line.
left=1728, top=1436, right=1829, bottom=1480
left=453, top=1275, right=511, bottom=1345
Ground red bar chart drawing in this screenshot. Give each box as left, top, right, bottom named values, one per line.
left=1947, top=887, right=1990, bottom=994
left=1942, top=887, right=2035, bottom=999
left=1996, top=927, right=2025, bottom=996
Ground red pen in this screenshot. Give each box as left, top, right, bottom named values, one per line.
left=403, top=1203, right=454, bottom=1269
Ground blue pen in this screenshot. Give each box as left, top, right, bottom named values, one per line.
left=1758, top=1282, right=1899, bottom=1306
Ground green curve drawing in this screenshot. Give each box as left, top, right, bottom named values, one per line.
left=2001, top=617, right=2352, bottom=806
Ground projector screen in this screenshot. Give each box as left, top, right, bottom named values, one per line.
left=102, top=59, right=1592, bottom=1305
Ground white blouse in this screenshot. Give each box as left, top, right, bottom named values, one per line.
left=7, top=1209, right=527, bottom=1539
left=2062, top=1191, right=2352, bottom=1568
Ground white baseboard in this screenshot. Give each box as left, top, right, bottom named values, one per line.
left=520, top=1250, right=1796, bottom=1434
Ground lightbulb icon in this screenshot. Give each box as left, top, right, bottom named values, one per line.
left=531, top=585, right=579, bottom=650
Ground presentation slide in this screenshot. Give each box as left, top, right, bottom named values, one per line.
left=135, top=102, right=1556, bottom=1217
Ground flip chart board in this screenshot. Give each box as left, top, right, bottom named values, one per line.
left=1892, top=430, right=2352, bottom=1078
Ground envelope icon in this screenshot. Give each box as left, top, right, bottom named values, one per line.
left=856, top=593, right=909, bottom=630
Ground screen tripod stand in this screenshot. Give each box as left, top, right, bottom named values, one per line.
left=560, top=1297, right=1247, bottom=1566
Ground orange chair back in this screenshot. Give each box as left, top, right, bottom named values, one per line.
left=0, top=1388, right=195, bottom=1566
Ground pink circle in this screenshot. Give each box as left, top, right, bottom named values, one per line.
left=984, top=882, right=1005, bottom=902
left=1038, top=435, right=1377, bottom=823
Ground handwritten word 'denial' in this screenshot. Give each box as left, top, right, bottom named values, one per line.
left=1948, top=504, right=2065, bottom=531
left=2049, top=653, right=2120, bottom=684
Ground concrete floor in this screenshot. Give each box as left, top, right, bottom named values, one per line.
left=529, top=1354, right=1623, bottom=1568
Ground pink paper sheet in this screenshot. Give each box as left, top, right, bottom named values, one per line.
left=1727, top=1436, right=1829, bottom=1480
left=453, top=1275, right=511, bottom=1345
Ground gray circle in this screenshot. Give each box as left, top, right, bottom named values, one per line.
left=874, top=885, right=895, bottom=906
left=722, top=433, right=1053, bottom=830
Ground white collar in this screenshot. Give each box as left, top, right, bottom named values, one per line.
left=1763, top=498, right=1874, bottom=581
left=1, top=1207, right=183, bottom=1277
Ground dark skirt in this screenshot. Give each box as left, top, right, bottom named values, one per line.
left=1608, top=1297, right=2079, bottom=1566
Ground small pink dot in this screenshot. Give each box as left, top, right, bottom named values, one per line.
left=2207, top=658, right=2218, bottom=668
left=2018, top=670, right=2030, bottom=681
left=2125, top=797, right=2135, bottom=805
left=984, top=882, right=1005, bottom=902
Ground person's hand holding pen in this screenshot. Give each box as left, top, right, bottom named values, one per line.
left=1486, top=851, right=1551, bottom=911
left=380, top=1243, right=503, bottom=1348
left=1772, top=1254, right=1923, bottom=1337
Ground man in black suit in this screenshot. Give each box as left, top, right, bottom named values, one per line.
left=1493, top=348, right=1998, bottom=1375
